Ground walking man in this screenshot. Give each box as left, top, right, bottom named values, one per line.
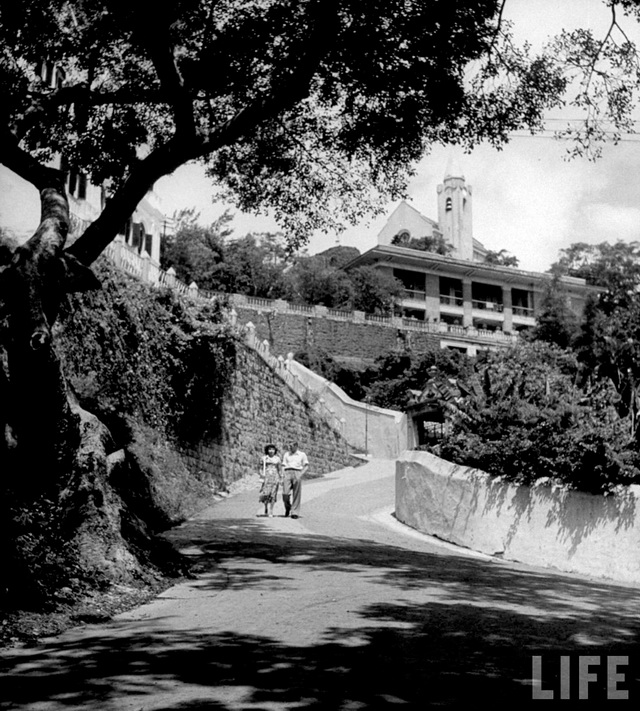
left=282, top=441, right=309, bottom=519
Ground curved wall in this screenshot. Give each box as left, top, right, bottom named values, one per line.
left=396, top=450, right=640, bottom=585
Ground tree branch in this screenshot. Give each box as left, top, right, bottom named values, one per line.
left=144, top=28, right=197, bottom=139
left=66, top=138, right=194, bottom=265
left=68, top=0, right=340, bottom=265
left=0, top=127, right=69, bottom=253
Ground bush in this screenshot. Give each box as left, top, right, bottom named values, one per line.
left=432, top=342, right=640, bottom=493
left=57, top=258, right=236, bottom=445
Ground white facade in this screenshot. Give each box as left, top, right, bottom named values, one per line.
left=345, top=161, right=598, bottom=354
left=0, top=164, right=164, bottom=270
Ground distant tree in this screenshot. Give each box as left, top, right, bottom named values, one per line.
left=484, top=249, right=519, bottom=267
left=215, top=233, right=289, bottom=298
left=553, top=241, right=640, bottom=313
left=313, top=245, right=361, bottom=269
left=548, top=241, right=640, bottom=440
left=349, top=266, right=404, bottom=315
left=528, top=276, right=579, bottom=349
left=284, top=255, right=354, bottom=308
left=161, top=210, right=230, bottom=287
left=361, top=348, right=470, bottom=410
left=161, top=211, right=289, bottom=297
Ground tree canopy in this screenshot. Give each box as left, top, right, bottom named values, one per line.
left=0, top=0, right=572, bottom=262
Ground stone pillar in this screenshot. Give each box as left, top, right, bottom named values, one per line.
left=502, top=286, right=513, bottom=333
left=141, top=250, right=151, bottom=283
left=462, top=278, right=473, bottom=328
left=165, top=265, right=177, bottom=287
left=425, top=273, right=440, bottom=321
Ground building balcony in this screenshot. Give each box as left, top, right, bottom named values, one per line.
left=512, top=305, right=535, bottom=318
left=472, top=299, right=504, bottom=313
left=440, top=294, right=463, bottom=307
left=402, top=288, right=426, bottom=301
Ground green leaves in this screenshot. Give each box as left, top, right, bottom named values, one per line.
left=2, top=0, right=581, bottom=251
left=435, top=342, right=640, bottom=493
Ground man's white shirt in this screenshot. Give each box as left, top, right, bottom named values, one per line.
left=282, top=451, right=308, bottom=470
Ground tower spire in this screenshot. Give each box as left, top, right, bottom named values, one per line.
left=437, top=155, right=473, bottom=260
left=444, top=151, right=465, bottom=181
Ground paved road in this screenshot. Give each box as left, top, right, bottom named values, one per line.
left=2, top=460, right=640, bottom=710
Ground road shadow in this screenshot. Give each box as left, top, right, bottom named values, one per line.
left=167, top=516, right=640, bottom=635
left=2, top=604, right=638, bottom=710
left=3, top=514, right=640, bottom=710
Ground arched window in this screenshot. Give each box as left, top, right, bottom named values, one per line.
left=445, top=197, right=452, bottom=212
left=392, top=230, right=410, bottom=246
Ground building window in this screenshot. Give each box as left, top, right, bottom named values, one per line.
left=394, top=268, right=426, bottom=300
left=512, top=288, right=534, bottom=317
left=145, top=231, right=153, bottom=256
left=61, top=156, right=88, bottom=201
left=120, top=217, right=133, bottom=243
left=67, top=169, right=87, bottom=200
left=472, top=282, right=503, bottom=312
left=439, top=276, right=463, bottom=307
left=77, top=173, right=87, bottom=200
left=445, top=197, right=452, bottom=211
left=132, top=222, right=145, bottom=253
left=391, top=230, right=411, bottom=246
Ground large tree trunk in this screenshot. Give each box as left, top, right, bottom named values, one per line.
left=0, top=178, right=98, bottom=476
left=0, top=171, right=113, bottom=604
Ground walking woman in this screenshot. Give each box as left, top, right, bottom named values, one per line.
left=258, top=443, right=282, bottom=517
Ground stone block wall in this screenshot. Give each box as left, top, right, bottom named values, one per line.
left=179, top=340, right=359, bottom=490
left=234, top=305, right=438, bottom=362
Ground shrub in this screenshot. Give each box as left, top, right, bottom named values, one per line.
left=432, top=342, right=640, bottom=493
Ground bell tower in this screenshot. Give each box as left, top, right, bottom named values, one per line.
left=437, top=155, right=473, bottom=260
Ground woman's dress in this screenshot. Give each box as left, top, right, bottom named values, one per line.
left=259, top=455, right=281, bottom=503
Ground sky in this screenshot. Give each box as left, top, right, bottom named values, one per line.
left=153, top=0, right=640, bottom=273
left=2, top=1, right=638, bottom=274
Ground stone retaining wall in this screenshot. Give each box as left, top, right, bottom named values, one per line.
left=179, top=337, right=359, bottom=489
left=396, top=450, right=640, bottom=585
left=233, top=305, right=405, bottom=362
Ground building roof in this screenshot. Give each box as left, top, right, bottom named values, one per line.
left=344, top=244, right=600, bottom=294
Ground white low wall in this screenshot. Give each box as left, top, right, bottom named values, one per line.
left=285, top=359, right=407, bottom=459
left=396, top=450, right=640, bottom=585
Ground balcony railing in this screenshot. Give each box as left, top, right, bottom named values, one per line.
left=512, top=305, right=535, bottom=318
left=365, top=313, right=392, bottom=324
left=472, top=299, right=504, bottom=313
left=439, top=294, right=463, bottom=307
left=402, top=288, right=426, bottom=301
